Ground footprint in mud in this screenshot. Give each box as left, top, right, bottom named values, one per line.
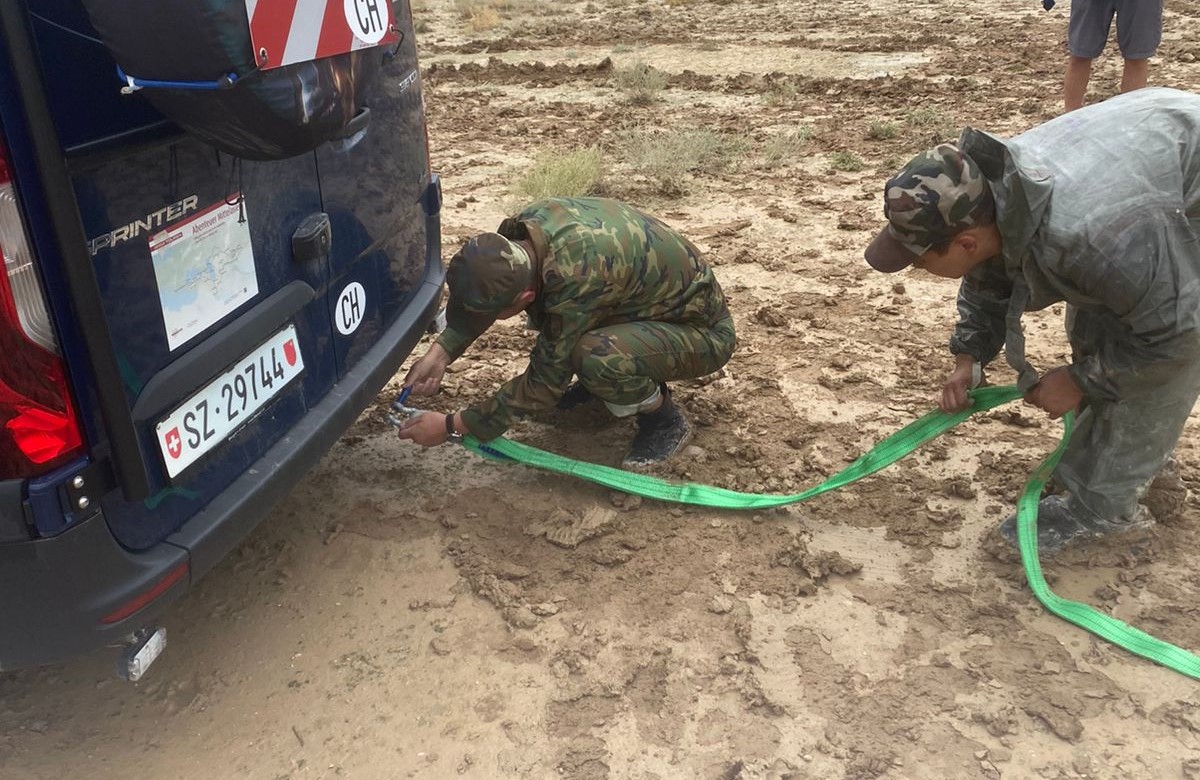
left=774, top=537, right=862, bottom=594
left=525, top=506, right=619, bottom=549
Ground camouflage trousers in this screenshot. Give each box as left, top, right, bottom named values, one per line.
left=569, top=315, right=736, bottom=415
left=1054, top=307, right=1200, bottom=522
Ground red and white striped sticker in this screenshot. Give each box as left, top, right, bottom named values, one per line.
left=245, top=0, right=399, bottom=70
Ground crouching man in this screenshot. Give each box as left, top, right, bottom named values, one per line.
left=864, top=88, right=1200, bottom=552
left=398, top=197, right=736, bottom=468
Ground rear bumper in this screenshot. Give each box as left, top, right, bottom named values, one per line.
left=0, top=209, right=444, bottom=670
left=0, top=505, right=188, bottom=671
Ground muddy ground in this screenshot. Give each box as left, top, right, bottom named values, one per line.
left=5, top=0, right=1200, bottom=778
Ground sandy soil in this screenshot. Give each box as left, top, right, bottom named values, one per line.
left=5, top=1, right=1200, bottom=778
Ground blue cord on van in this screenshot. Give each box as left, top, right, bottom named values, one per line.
left=116, top=64, right=239, bottom=94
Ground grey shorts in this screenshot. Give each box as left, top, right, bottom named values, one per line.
left=1068, top=0, right=1163, bottom=59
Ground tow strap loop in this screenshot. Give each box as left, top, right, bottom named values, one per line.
left=457, top=385, right=1200, bottom=680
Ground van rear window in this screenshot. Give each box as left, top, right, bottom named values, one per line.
left=29, top=1, right=168, bottom=154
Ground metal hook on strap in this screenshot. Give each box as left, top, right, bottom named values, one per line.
left=387, top=386, right=420, bottom=427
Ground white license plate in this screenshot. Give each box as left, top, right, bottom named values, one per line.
left=156, top=325, right=304, bottom=478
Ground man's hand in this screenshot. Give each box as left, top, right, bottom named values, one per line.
left=396, top=411, right=447, bottom=447
left=403, top=343, right=450, bottom=396
left=940, top=354, right=980, bottom=413
left=1025, top=366, right=1083, bottom=419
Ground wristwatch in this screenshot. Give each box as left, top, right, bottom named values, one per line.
left=444, top=413, right=464, bottom=443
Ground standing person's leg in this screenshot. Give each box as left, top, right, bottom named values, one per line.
left=1119, top=58, right=1149, bottom=93
left=1065, top=0, right=1116, bottom=111
left=1064, top=56, right=1094, bottom=112
left=1114, top=0, right=1163, bottom=93
left=570, top=316, right=737, bottom=467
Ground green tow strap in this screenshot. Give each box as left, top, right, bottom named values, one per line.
left=1016, top=411, right=1200, bottom=679
left=461, top=384, right=1200, bottom=680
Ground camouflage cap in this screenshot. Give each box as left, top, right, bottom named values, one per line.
left=864, top=143, right=995, bottom=273
left=445, top=232, right=534, bottom=338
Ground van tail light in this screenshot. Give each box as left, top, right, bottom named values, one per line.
left=0, top=137, right=83, bottom=479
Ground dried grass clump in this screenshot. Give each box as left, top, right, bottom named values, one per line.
left=830, top=151, right=866, bottom=172
left=454, top=0, right=544, bottom=31
left=759, top=127, right=813, bottom=169
left=508, top=148, right=604, bottom=210
left=867, top=121, right=899, bottom=140
left=619, top=129, right=746, bottom=196
left=614, top=61, right=669, bottom=105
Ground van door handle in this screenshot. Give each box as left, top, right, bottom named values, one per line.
left=292, top=212, right=331, bottom=265
left=334, top=107, right=371, bottom=141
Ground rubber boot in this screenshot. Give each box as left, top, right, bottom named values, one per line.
left=997, top=495, right=1154, bottom=554
left=622, top=386, right=692, bottom=469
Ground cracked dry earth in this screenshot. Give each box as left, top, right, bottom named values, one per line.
left=4, top=1, right=1200, bottom=779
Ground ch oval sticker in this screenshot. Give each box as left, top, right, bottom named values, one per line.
left=336, top=282, right=366, bottom=335
left=344, top=0, right=390, bottom=45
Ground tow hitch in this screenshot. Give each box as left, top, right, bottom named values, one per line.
left=117, top=627, right=167, bottom=681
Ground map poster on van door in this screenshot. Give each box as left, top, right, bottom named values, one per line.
left=149, top=196, right=259, bottom=351
left=245, top=0, right=400, bottom=70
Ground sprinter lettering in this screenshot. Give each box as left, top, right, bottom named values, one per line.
left=87, top=195, right=200, bottom=255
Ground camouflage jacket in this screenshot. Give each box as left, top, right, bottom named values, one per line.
left=950, top=87, right=1200, bottom=400
left=436, top=197, right=729, bottom=441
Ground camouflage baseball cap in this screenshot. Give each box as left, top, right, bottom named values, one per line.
left=864, top=142, right=995, bottom=273
left=445, top=232, right=534, bottom=337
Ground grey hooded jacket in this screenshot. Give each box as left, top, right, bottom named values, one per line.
left=949, top=87, right=1200, bottom=400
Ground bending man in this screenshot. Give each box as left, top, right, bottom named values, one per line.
left=864, top=87, right=1200, bottom=552
left=398, top=197, right=736, bottom=468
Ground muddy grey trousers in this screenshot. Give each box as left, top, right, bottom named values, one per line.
left=1054, top=307, right=1200, bottom=522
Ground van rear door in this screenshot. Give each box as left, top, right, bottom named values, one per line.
left=19, top=1, right=429, bottom=550
left=316, top=8, right=432, bottom=376
left=73, top=146, right=336, bottom=550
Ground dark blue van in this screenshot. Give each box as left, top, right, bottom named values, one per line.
left=0, top=1, right=442, bottom=673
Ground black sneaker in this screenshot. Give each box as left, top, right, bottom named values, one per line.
left=557, top=381, right=595, bottom=410
left=622, top=398, right=693, bottom=469
left=998, top=495, right=1154, bottom=553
